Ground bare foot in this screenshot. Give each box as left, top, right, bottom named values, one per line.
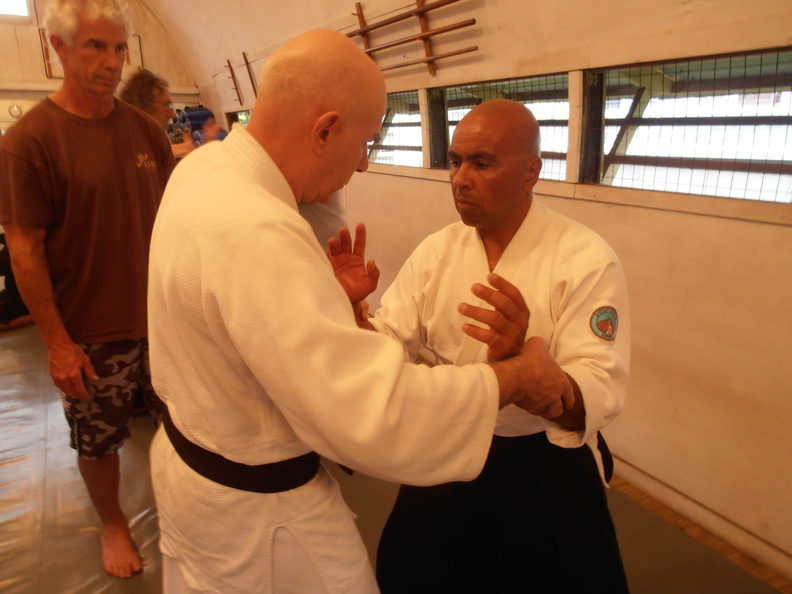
left=101, top=524, right=143, bottom=578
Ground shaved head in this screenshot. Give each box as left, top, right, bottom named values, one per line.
left=257, top=29, right=385, bottom=125
left=247, top=29, right=387, bottom=203
left=457, top=98, right=541, bottom=159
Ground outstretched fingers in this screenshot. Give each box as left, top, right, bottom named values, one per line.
left=459, top=273, right=530, bottom=361
left=327, top=226, right=352, bottom=257
left=327, top=224, right=368, bottom=259
left=352, top=222, right=368, bottom=257
left=366, top=258, right=380, bottom=285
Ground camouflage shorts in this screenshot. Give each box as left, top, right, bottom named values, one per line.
left=61, top=338, right=164, bottom=459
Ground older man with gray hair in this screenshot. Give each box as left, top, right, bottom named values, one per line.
left=0, top=0, right=174, bottom=578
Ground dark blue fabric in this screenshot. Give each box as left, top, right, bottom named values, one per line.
left=377, top=433, right=629, bottom=593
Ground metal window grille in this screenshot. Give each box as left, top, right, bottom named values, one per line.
left=588, top=48, right=792, bottom=203
left=369, top=91, right=423, bottom=168
left=437, top=74, right=570, bottom=180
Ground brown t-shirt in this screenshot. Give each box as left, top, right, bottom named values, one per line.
left=0, top=98, right=175, bottom=343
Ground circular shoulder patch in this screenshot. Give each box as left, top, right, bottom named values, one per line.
left=590, top=306, right=618, bottom=341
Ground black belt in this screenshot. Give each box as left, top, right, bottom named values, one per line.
left=162, top=409, right=320, bottom=493
left=491, top=431, right=614, bottom=483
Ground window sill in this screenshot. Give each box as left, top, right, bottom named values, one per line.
left=364, top=163, right=792, bottom=227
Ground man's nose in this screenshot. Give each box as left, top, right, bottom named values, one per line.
left=356, top=150, right=370, bottom=173
left=451, top=163, right=471, bottom=189
left=105, top=49, right=124, bottom=70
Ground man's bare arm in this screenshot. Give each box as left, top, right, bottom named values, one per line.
left=4, top=223, right=97, bottom=399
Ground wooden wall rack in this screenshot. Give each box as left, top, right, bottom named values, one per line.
left=225, top=59, right=244, bottom=105
left=347, top=0, right=478, bottom=75
left=223, top=52, right=258, bottom=106
left=243, top=52, right=258, bottom=98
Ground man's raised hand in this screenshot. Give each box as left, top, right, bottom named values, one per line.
left=327, top=223, right=380, bottom=304
left=459, top=273, right=530, bottom=362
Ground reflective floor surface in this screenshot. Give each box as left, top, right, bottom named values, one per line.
left=0, top=325, right=160, bottom=594
left=0, top=324, right=786, bottom=593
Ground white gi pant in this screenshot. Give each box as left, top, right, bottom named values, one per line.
left=151, top=427, right=380, bottom=593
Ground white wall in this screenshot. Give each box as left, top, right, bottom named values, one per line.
left=545, top=186, right=792, bottom=574
left=343, top=165, right=792, bottom=577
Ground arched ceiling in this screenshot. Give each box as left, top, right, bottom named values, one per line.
left=137, top=0, right=361, bottom=91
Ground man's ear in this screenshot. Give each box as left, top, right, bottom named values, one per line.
left=523, top=157, right=543, bottom=192
left=50, top=34, right=68, bottom=61
left=311, top=111, right=340, bottom=156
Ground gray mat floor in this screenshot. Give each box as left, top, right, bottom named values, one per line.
left=0, top=324, right=782, bottom=593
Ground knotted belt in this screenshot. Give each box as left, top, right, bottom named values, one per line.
left=162, top=408, right=320, bottom=493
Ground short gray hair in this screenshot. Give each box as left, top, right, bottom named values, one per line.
left=45, top=0, right=132, bottom=47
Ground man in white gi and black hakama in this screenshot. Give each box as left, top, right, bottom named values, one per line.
left=337, top=99, right=631, bottom=593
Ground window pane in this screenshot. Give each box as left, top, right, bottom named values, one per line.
left=443, top=74, right=570, bottom=181
left=0, top=0, right=29, bottom=16
left=369, top=91, right=422, bottom=168
left=598, top=49, right=792, bottom=203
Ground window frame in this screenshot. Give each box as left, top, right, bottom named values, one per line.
left=368, top=90, right=424, bottom=169
left=366, top=45, right=792, bottom=222
left=580, top=47, right=792, bottom=203
left=428, top=73, right=571, bottom=180
left=0, top=0, right=34, bottom=25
